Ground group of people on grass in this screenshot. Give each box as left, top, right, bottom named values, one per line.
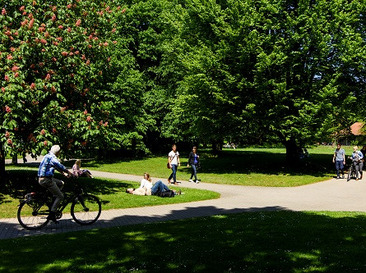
left=333, top=144, right=366, bottom=180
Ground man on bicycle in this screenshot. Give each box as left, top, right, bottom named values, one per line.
left=38, top=145, right=73, bottom=223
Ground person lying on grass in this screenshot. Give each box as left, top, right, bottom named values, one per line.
left=126, top=173, right=181, bottom=197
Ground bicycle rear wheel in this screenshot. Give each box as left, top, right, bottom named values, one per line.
left=17, top=201, right=49, bottom=230
left=71, top=194, right=101, bottom=225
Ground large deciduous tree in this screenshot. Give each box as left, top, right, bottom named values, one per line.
left=163, top=0, right=365, bottom=160
left=0, top=0, right=135, bottom=183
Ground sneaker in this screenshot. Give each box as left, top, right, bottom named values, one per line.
left=336, top=176, right=340, bottom=179
left=47, top=211, right=58, bottom=223
left=189, top=179, right=193, bottom=183
left=195, top=180, right=200, bottom=184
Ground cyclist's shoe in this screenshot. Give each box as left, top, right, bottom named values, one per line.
left=47, top=211, right=59, bottom=224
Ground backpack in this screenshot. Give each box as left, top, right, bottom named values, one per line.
left=157, top=190, right=175, bottom=198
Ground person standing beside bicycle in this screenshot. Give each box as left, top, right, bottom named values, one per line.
left=333, top=143, right=346, bottom=179
left=351, top=146, right=364, bottom=180
left=38, top=145, right=73, bottom=223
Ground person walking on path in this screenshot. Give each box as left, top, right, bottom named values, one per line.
left=187, top=146, right=200, bottom=183
left=38, top=145, right=73, bottom=223
left=168, top=144, right=180, bottom=185
left=333, top=143, right=346, bottom=179
left=351, top=146, right=364, bottom=180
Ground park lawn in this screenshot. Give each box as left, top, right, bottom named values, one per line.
left=0, top=210, right=366, bottom=272
left=0, top=170, right=220, bottom=219
left=82, top=146, right=340, bottom=187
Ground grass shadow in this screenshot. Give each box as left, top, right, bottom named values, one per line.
left=0, top=210, right=365, bottom=272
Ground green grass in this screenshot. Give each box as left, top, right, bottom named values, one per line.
left=1, top=211, right=366, bottom=272
left=79, top=145, right=348, bottom=187
left=0, top=170, right=219, bottom=219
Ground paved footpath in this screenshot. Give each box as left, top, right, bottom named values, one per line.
left=1, top=165, right=366, bottom=240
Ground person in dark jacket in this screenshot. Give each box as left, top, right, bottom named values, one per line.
left=187, top=146, right=200, bottom=183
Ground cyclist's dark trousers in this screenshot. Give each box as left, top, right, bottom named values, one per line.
left=39, top=177, right=64, bottom=212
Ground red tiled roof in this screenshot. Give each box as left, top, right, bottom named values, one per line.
left=350, top=122, right=364, bottom=136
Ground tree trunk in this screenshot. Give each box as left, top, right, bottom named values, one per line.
left=284, top=138, right=300, bottom=165
left=0, top=144, right=6, bottom=186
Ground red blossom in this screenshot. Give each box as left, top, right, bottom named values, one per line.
left=1, top=8, right=6, bottom=16
left=122, top=8, right=126, bottom=13
left=67, top=4, right=72, bottom=9
left=67, top=27, right=72, bottom=32
left=58, top=25, right=63, bottom=29
left=75, top=19, right=81, bottom=27
left=7, top=54, right=13, bottom=60
left=99, top=120, right=103, bottom=125
left=40, top=38, right=47, bottom=44
left=51, top=86, right=56, bottom=93
left=86, top=116, right=91, bottom=122
left=7, top=139, right=12, bottom=145
left=52, top=128, right=57, bottom=133
left=12, top=65, right=19, bottom=72
left=81, top=54, right=86, bottom=60
left=43, top=141, right=48, bottom=146
left=28, top=18, right=34, bottom=29
left=22, top=11, right=27, bottom=16
left=56, top=37, right=63, bottom=41
left=104, top=122, right=108, bottom=127
left=45, top=73, right=51, bottom=80
left=30, top=82, right=36, bottom=89
left=61, top=51, right=68, bottom=57
left=40, top=129, right=46, bottom=135
left=52, top=6, right=57, bottom=12
left=67, top=123, right=71, bottom=128
left=1, top=87, right=5, bottom=92
left=5, top=105, right=11, bottom=113
left=88, top=44, right=92, bottom=49
left=20, top=6, right=25, bottom=12
left=112, top=28, right=116, bottom=33
left=60, top=107, right=66, bottom=113
left=21, top=19, right=29, bottom=26
left=38, top=26, right=45, bottom=32
left=74, top=51, right=79, bottom=55
left=113, top=41, right=117, bottom=44
left=86, top=59, right=90, bottom=65
left=4, top=75, right=9, bottom=81
left=14, top=72, right=19, bottom=78
left=52, top=14, right=56, bottom=21
left=81, top=141, right=87, bottom=146
left=5, top=131, right=10, bottom=138
left=104, top=42, right=108, bottom=46
left=45, top=31, right=50, bottom=38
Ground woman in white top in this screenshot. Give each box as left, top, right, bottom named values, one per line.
left=126, top=173, right=179, bottom=196
left=168, top=144, right=180, bottom=184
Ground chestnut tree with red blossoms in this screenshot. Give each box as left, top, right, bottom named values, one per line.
left=0, top=1, right=140, bottom=182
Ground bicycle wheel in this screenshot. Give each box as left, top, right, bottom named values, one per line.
left=71, top=194, right=101, bottom=225
left=17, top=200, right=49, bottom=230
left=347, top=166, right=352, bottom=181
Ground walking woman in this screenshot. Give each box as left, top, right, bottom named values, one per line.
left=187, top=146, right=200, bottom=183
left=168, top=144, right=180, bottom=184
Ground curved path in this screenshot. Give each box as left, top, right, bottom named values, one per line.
left=1, top=169, right=366, bottom=240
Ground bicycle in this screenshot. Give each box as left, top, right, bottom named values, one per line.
left=17, top=177, right=102, bottom=230
left=347, top=157, right=358, bottom=182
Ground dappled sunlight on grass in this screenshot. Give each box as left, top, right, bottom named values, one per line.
left=1, top=211, right=366, bottom=272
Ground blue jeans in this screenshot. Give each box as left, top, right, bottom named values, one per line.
left=168, top=164, right=177, bottom=182
left=151, top=181, right=170, bottom=195
left=335, top=160, right=344, bottom=177
left=190, top=164, right=198, bottom=181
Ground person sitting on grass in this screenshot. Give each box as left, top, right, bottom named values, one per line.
left=72, top=159, right=93, bottom=178
left=126, top=173, right=181, bottom=197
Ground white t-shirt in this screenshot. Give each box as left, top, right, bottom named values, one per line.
left=168, top=151, right=179, bottom=165
left=139, top=179, right=152, bottom=190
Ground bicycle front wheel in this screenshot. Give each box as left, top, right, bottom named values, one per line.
left=17, top=201, right=49, bottom=230
left=71, top=194, right=101, bottom=225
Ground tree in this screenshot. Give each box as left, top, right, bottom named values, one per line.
left=0, top=0, right=132, bottom=183
left=161, top=0, right=365, bottom=159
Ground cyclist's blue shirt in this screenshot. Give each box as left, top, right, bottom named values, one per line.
left=38, top=152, right=66, bottom=177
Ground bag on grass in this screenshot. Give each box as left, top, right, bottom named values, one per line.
left=157, top=190, right=175, bottom=198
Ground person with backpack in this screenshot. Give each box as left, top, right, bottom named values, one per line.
left=167, top=144, right=180, bottom=185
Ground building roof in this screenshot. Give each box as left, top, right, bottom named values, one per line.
left=350, top=122, right=364, bottom=136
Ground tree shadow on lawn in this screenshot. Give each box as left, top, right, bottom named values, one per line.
left=180, top=150, right=333, bottom=178
left=0, top=209, right=366, bottom=272
left=0, top=169, right=131, bottom=205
